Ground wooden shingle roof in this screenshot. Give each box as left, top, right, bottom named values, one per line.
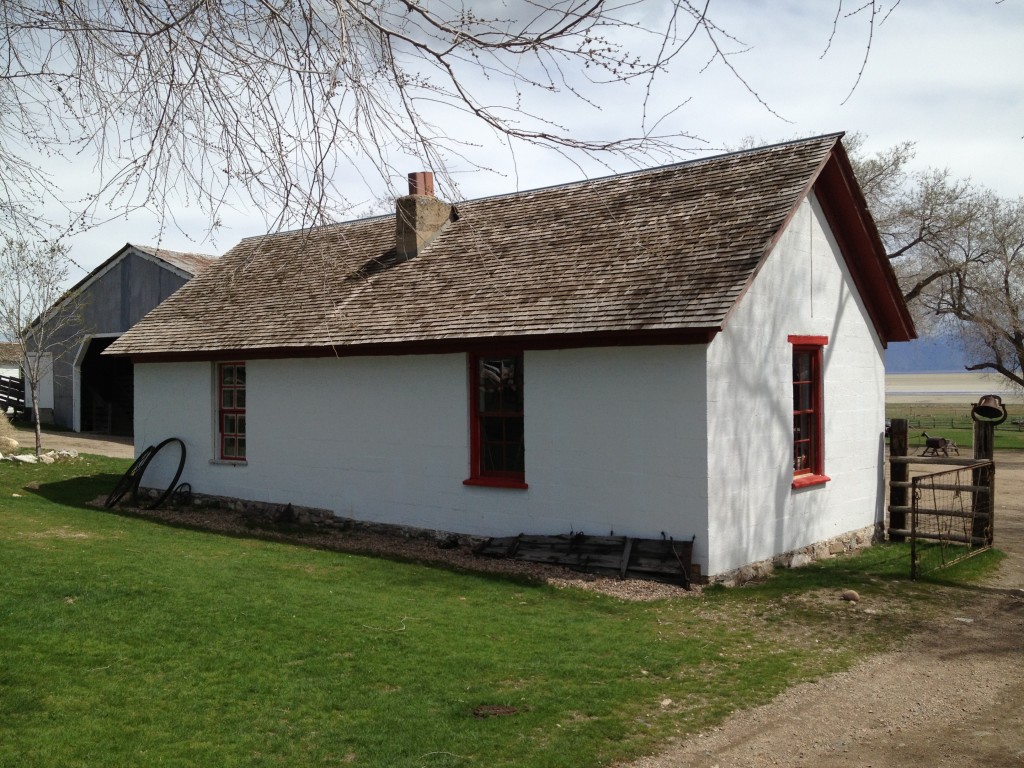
left=109, top=134, right=914, bottom=360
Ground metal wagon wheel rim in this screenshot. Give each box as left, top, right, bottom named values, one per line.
left=104, top=444, right=156, bottom=508
left=133, top=437, right=187, bottom=510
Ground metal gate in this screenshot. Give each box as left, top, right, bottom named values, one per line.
left=910, top=460, right=994, bottom=579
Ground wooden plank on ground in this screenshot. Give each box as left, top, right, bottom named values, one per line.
left=476, top=532, right=694, bottom=587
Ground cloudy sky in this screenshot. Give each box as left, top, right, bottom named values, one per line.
left=30, top=0, right=1024, bottom=280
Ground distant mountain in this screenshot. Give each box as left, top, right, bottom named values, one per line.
left=885, top=333, right=969, bottom=373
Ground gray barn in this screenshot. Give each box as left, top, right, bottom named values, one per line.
left=37, top=243, right=216, bottom=434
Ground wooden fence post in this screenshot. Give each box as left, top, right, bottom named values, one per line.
left=889, top=418, right=908, bottom=541
left=973, top=421, right=995, bottom=544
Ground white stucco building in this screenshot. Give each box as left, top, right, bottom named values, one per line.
left=109, top=135, right=915, bottom=580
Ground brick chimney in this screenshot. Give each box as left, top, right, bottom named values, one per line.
left=396, top=172, right=452, bottom=261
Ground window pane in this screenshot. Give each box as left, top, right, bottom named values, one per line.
left=481, top=386, right=501, bottom=413
left=501, top=378, right=523, bottom=412
left=482, top=416, right=504, bottom=441
left=224, top=437, right=236, bottom=457
left=793, top=353, right=812, bottom=382
left=237, top=415, right=246, bottom=435
left=236, top=390, right=246, bottom=408
left=224, top=414, right=235, bottom=434
left=794, top=382, right=813, bottom=412
left=482, top=442, right=502, bottom=472
left=221, top=365, right=233, bottom=385
left=506, top=441, right=525, bottom=473
left=235, top=366, right=246, bottom=385
left=237, top=439, right=246, bottom=458
left=222, top=390, right=234, bottom=409
left=504, top=416, right=523, bottom=441
left=794, top=441, right=811, bottom=472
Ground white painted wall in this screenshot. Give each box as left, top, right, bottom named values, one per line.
left=705, top=192, right=886, bottom=575
left=525, top=347, right=709, bottom=563
left=135, top=346, right=711, bottom=556
left=133, top=195, right=888, bottom=579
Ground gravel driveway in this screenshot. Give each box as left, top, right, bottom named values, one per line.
left=622, top=453, right=1024, bottom=768
left=8, top=425, right=135, bottom=459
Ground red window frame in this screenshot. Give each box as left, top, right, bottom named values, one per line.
left=464, top=353, right=527, bottom=489
left=789, top=336, right=829, bottom=488
left=218, top=362, right=246, bottom=461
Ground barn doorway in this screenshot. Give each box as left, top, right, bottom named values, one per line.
left=80, top=337, right=133, bottom=435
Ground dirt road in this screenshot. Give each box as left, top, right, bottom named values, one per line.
left=625, top=453, right=1024, bottom=768
left=7, top=425, right=134, bottom=459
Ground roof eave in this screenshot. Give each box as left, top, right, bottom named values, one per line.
left=814, top=147, right=917, bottom=345
left=111, top=326, right=723, bottom=362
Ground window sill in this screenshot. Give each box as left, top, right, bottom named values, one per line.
left=463, top=477, right=529, bottom=490
left=792, top=473, right=830, bottom=489
left=209, top=459, right=248, bottom=467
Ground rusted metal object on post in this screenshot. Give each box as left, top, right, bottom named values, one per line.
left=972, top=394, right=1008, bottom=425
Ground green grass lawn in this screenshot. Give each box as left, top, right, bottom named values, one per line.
left=0, top=457, right=1003, bottom=767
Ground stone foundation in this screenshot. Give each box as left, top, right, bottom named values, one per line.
left=138, top=488, right=881, bottom=588
left=137, top=487, right=481, bottom=546
left=711, top=523, right=883, bottom=586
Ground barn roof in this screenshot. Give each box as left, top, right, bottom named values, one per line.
left=70, top=243, right=218, bottom=297
left=0, top=342, right=21, bottom=365
left=29, top=242, right=219, bottom=333
left=109, top=134, right=914, bottom=360
left=129, top=244, right=220, bottom=278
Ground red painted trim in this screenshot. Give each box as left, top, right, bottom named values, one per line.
left=792, top=473, right=831, bottom=489
left=467, top=354, right=481, bottom=481
left=466, top=352, right=526, bottom=485
left=217, top=361, right=246, bottom=461
left=788, top=335, right=829, bottom=346
left=791, top=342, right=825, bottom=478
left=118, top=328, right=721, bottom=363
left=462, top=477, right=529, bottom=490
left=814, top=152, right=916, bottom=343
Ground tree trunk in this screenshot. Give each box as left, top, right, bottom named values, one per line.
left=30, top=385, right=41, bottom=457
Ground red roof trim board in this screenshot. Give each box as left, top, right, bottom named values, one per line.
left=814, top=146, right=915, bottom=345
left=719, top=140, right=914, bottom=347
left=123, top=328, right=721, bottom=363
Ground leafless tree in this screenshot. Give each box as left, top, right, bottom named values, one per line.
left=1, top=0, right=897, bottom=240
left=0, top=238, right=84, bottom=456
left=847, top=135, right=1024, bottom=386
left=944, top=195, right=1024, bottom=387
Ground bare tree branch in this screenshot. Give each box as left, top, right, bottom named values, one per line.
left=1, top=1, right=892, bottom=241
left=849, top=136, right=1024, bottom=389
